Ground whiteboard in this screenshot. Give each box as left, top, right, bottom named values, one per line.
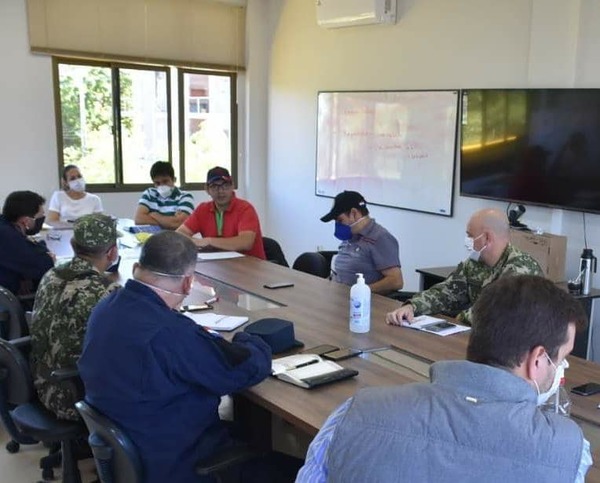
left=315, top=90, right=459, bottom=216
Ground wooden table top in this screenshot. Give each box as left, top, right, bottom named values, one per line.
left=196, top=256, right=600, bottom=480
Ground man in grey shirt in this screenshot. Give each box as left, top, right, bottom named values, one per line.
left=320, top=191, right=403, bottom=295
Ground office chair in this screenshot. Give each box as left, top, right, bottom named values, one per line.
left=385, top=291, right=418, bottom=303
left=76, top=400, right=259, bottom=483
left=0, top=336, right=86, bottom=482
left=263, top=237, right=289, bottom=267
left=0, top=285, right=31, bottom=340
left=75, top=400, right=143, bottom=483
left=292, top=252, right=330, bottom=279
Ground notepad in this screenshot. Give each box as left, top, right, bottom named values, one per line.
left=403, top=315, right=471, bottom=337
left=184, top=312, right=249, bottom=331
left=271, top=354, right=359, bottom=389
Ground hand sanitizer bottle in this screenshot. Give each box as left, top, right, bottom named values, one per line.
left=350, top=273, right=371, bottom=333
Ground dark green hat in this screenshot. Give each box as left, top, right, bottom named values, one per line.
left=73, top=214, right=117, bottom=248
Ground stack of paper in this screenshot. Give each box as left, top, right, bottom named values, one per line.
left=184, top=312, right=249, bottom=331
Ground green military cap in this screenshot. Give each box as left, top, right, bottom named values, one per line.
left=73, top=214, right=117, bottom=248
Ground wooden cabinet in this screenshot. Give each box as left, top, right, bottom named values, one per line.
left=510, top=229, right=567, bottom=282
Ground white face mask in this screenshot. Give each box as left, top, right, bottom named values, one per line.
left=156, top=185, right=173, bottom=198
left=535, top=353, right=569, bottom=405
left=68, top=178, right=86, bottom=192
left=464, top=233, right=486, bottom=262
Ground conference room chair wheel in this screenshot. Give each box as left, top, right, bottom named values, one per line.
left=41, top=467, right=54, bottom=481
left=5, top=440, right=19, bottom=453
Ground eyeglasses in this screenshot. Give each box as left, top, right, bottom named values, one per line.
left=208, top=182, right=233, bottom=192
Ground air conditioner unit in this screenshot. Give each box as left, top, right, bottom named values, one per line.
left=316, top=0, right=397, bottom=29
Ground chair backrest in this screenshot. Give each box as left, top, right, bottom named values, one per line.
left=263, top=237, right=289, bottom=267
left=75, top=400, right=143, bottom=483
left=292, top=252, right=330, bottom=279
left=0, top=337, right=35, bottom=406
left=0, top=286, right=29, bottom=340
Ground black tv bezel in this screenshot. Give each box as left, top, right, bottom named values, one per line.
left=459, top=87, right=600, bottom=216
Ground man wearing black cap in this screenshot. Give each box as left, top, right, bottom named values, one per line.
left=177, top=166, right=266, bottom=259
left=321, top=191, right=403, bottom=295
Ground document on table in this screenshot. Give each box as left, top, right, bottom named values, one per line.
left=197, top=252, right=245, bottom=261
left=184, top=312, right=249, bottom=331
left=403, top=315, right=471, bottom=337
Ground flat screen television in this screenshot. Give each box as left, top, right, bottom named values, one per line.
left=460, top=88, right=600, bottom=213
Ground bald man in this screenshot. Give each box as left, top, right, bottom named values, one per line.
left=386, top=208, right=543, bottom=326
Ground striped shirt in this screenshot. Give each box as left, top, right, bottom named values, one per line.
left=138, top=187, right=194, bottom=216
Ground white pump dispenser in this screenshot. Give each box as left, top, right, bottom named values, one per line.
left=349, top=273, right=371, bottom=333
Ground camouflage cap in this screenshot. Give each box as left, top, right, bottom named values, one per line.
left=73, top=214, right=117, bottom=248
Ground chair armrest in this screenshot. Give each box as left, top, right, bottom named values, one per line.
left=385, top=291, right=418, bottom=303
left=196, top=444, right=260, bottom=476
left=50, top=368, right=80, bottom=382
left=9, top=336, right=31, bottom=349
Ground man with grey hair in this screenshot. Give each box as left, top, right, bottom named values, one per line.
left=78, top=231, right=272, bottom=483
left=386, top=208, right=543, bottom=325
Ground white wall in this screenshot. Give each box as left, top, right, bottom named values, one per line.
left=266, top=0, right=600, bottom=290
left=5, top=0, right=600, bottom=292
left=1, top=0, right=57, bottom=203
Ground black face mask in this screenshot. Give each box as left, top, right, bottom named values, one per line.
left=25, top=216, right=45, bottom=236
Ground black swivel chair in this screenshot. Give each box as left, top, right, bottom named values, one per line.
left=76, top=400, right=259, bottom=483
left=0, top=336, right=86, bottom=482
left=263, top=237, right=289, bottom=267
left=75, top=400, right=143, bottom=483
left=292, top=252, right=331, bottom=279
left=0, top=285, right=31, bottom=340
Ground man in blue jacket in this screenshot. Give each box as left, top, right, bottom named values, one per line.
left=0, top=190, right=54, bottom=297
left=79, top=231, right=273, bottom=483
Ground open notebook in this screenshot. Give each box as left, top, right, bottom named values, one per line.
left=402, top=315, right=471, bottom=337
left=271, top=354, right=358, bottom=389
left=184, top=312, right=249, bottom=332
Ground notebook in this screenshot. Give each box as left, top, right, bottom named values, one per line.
left=271, top=354, right=359, bottom=389
left=184, top=312, right=249, bottom=332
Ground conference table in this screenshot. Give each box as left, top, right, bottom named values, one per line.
left=188, top=255, right=600, bottom=479
left=43, top=228, right=600, bottom=480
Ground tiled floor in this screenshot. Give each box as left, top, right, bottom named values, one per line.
left=0, top=426, right=96, bottom=483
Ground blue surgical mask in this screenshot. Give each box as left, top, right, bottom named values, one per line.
left=334, top=222, right=353, bottom=241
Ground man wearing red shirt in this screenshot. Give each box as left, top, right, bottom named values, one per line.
left=177, top=167, right=266, bottom=259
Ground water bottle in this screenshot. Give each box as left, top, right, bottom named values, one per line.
left=542, top=377, right=572, bottom=417
left=579, top=248, right=597, bottom=295
left=349, top=273, right=371, bottom=333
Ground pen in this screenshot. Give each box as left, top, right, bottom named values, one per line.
left=205, top=296, right=219, bottom=305
left=295, top=359, right=319, bottom=369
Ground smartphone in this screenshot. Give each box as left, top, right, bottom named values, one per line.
left=421, top=321, right=456, bottom=333
left=571, top=382, right=600, bottom=396
left=322, top=348, right=363, bottom=361
left=263, top=282, right=294, bottom=289
left=179, top=304, right=213, bottom=313
left=301, top=344, right=340, bottom=356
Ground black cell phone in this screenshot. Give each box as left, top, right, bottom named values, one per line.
left=571, top=382, right=600, bottom=396
left=302, top=344, right=340, bottom=356
left=422, top=321, right=456, bottom=333
left=179, top=304, right=213, bottom=312
left=322, top=348, right=363, bottom=361
left=263, top=282, right=294, bottom=289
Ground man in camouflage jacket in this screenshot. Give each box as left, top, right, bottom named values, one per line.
left=386, top=208, right=543, bottom=326
left=31, top=213, right=120, bottom=420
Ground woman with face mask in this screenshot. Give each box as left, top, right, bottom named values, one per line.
left=47, top=165, right=104, bottom=223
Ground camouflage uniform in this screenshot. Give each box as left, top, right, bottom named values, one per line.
left=409, top=244, right=543, bottom=325
left=30, top=214, right=119, bottom=420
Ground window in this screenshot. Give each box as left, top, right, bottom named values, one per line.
left=53, top=59, right=236, bottom=191
left=178, top=69, right=236, bottom=186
